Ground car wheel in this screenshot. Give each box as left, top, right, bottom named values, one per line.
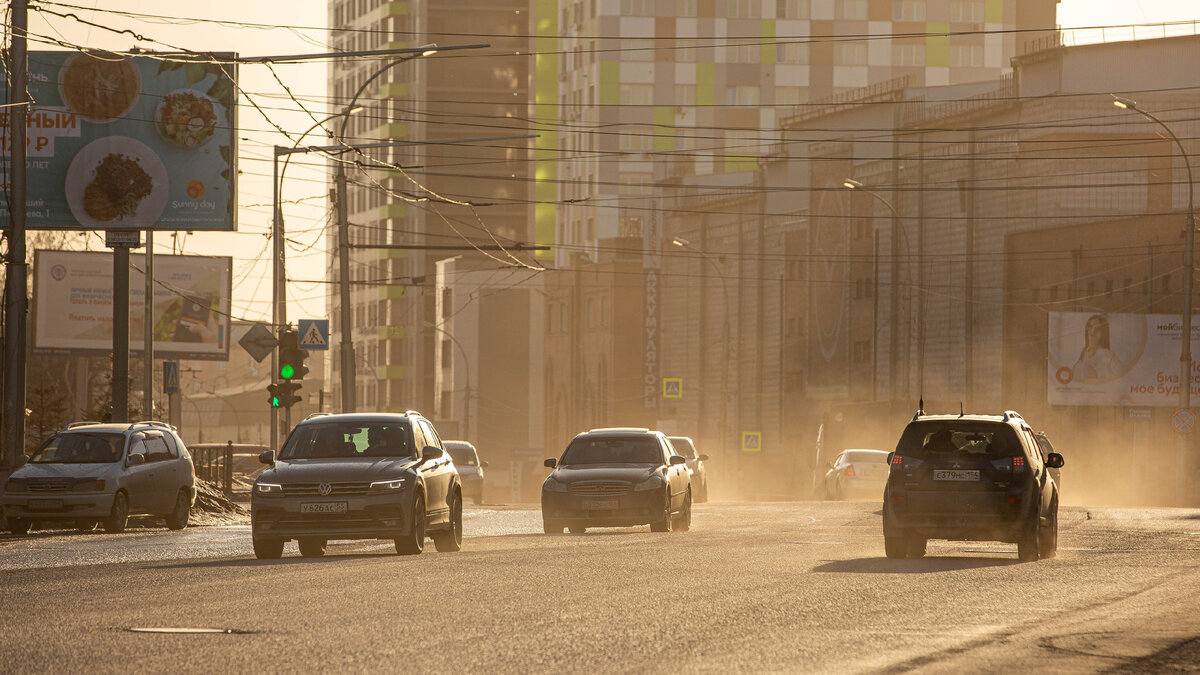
left=253, top=536, right=284, bottom=559
left=76, top=519, right=98, bottom=532
left=298, top=537, right=327, bottom=557
left=542, top=516, right=564, bottom=534
left=395, top=493, right=426, bottom=555
left=7, top=517, right=31, bottom=535
left=568, top=525, right=587, bottom=534
left=905, top=536, right=927, bottom=558
left=103, top=492, right=129, bottom=534
left=650, top=491, right=671, bottom=532
left=1017, top=512, right=1041, bottom=562
left=672, top=489, right=693, bottom=532
left=433, top=492, right=463, bottom=552
left=1038, top=498, right=1059, bottom=560
left=883, top=530, right=909, bottom=558
left=165, top=490, right=190, bottom=531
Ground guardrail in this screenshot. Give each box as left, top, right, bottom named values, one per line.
left=189, top=442, right=269, bottom=495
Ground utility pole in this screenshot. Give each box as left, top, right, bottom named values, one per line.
left=144, top=231, right=154, bottom=419
left=336, top=159, right=355, bottom=414
left=3, top=0, right=30, bottom=466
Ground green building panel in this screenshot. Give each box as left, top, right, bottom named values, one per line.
left=600, top=61, right=621, bottom=106
left=653, top=107, right=675, bottom=151
left=378, top=325, right=406, bottom=340
left=985, top=0, right=1004, bottom=23
left=376, top=364, right=405, bottom=380
left=925, top=23, right=950, bottom=67
left=697, top=63, right=715, bottom=106
left=383, top=1, right=408, bottom=18
left=534, top=0, right=559, bottom=261
left=379, top=285, right=407, bottom=299
left=761, top=20, right=776, bottom=64
left=382, top=122, right=407, bottom=139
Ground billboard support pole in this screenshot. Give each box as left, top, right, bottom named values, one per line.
left=2, top=0, right=29, bottom=467
left=112, top=246, right=130, bottom=423
left=144, top=231, right=154, bottom=420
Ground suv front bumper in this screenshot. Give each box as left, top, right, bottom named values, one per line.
left=251, top=492, right=415, bottom=541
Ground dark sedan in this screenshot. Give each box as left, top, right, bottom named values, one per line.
left=541, top=428, right=692, bottom=534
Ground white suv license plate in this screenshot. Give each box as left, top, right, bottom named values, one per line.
left=301, top=502, right=348, bottom=514
left=934, top=469, right=980, bottom=481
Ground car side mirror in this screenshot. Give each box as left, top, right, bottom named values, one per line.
left=698, top=454, right=709, bottom=461
left=887, top=452, right=895, bottom=465
left=259, top=450, right=275, bottom=465
left=669, top=455, right=686, bottom=466
left=126, top=453, right=146, bottom=467
left=1045, top=453, right=1064, bottom=469
left=480, top=461, right=489, bottom=468
left=16, top=455, right=28, bottom=467
left=544, top=458, right=557, bottom=469
left=421, top=446, right=444, bottom=463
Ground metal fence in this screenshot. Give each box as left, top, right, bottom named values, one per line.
left=189, top=442, right=268, bottom=495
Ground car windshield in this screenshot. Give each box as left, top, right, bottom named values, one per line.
left=668, top=438, right=697, bottom=459
left=843, top=450, right=888, bottom=464
left=29, top=432, right=125, bottom=463
left=446, top=446, right=477, bottom=466
left=281, top=421, right=414, bottom=460
left=561, top=437, right=662, bottom=465
left=896, top=423, right=1021, bottom=460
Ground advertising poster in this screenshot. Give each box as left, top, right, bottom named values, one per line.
left=33, top=250, right=232, bottom=360
left=1047, top=312, right=1200, bottom=407
left=0, top=51, right=237, bottom=231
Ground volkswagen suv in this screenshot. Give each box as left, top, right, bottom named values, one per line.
left=251, top=411, right=462, bottom=558
left=882, top=409, right=1064, bottom=562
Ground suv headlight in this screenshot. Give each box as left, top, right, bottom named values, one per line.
left=255, top=482, right=282, bottom=494
left=542, top=476, right=568, bottom=492
left=370, top=478, right=406, bottom=491
left=634, top=475, right=666, bottom=491
left=4, top=480, right=27, bottom=493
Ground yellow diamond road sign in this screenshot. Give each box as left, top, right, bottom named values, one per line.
left=662, top=378, right=683, bottom=399
left=742, top=431, right=761, bottom=452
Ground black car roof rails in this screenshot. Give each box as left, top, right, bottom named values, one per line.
left=64, top=421, right=104, bottom=429
left=304, top=412, right=332, bottom=420
left=404, top=410, right=424, bottom=418
left=128, top=420, right=174, bottom=432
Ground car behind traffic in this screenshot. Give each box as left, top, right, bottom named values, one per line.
left=444, top=440, right=487, bottom=504
left=822, top=449, right=890, bottom=500
left=666, top=436, right=709, bottom=502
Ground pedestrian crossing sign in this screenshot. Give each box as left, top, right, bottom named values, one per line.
left=297, top=319, right=330, bottom=350
left=741, top=431, right=762, bottom=452
left=662, top=378, right=683, bottom=399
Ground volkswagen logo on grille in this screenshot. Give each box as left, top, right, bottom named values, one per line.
left=318, top=482, right=333, bottom=496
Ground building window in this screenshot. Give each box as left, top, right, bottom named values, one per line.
left=776, top=86, right=808, bottom=105
left=726, top=43, right=759, bottom=63
left=619, top=83, right=654, bottom=106
left=835, top=0, right=868, bottom=20
left=892, top=0, right=926, bottom=21
left=619, top=173, right=654, bottom=195
left=587, top=297, right=595, bottom=328
left=624, top=38, right=655, bottom=62
left=728, top=85, right=761, bottom=106
left=892, top=43, right=926, bottom=66
left=834, top=43, right=867, bottom=65
left=727, top=0, right=761, bottom=18
left=778, top=42, right=810, bottom=64
left=619, top=128, right=654, bottom=152
left=676, top=39, right=698, bottom=63
left=777, top=0, right=810, bottom=19
left=677, top=0, right=698, bottom=17
left=601, top=295, right=610, bottom=327
left=950, top=0, right=985, bottom=22
left=675, top=84, right=697, bottom=107
left=620, top=0, right=654, bottom=15
left=949, top=44, right=984, bottom=67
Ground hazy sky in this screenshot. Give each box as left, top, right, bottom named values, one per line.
left=19, top=0, right=1200, bottom=327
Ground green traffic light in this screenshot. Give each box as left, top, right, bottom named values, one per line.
left=280, top=364, right=295, bottom=379
left=270, top=396, right=282, bottom=408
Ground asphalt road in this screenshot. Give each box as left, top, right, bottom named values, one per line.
left=2, top=501, right=1198, bottom=673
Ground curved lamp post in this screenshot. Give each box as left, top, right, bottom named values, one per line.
left=843, top=178, right=913, bottom=400
left=1112, top=95, right=1197, bottom=412
left=672, top=237, right=732, bottom=462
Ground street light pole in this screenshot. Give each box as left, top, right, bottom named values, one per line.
left=1113, top=95, right=1196, bottom=505
left=672, top=237, right=732, bottom=465
left=2, top=0, right=29, bottom=468
left=843, top=179, right=912, bottom=403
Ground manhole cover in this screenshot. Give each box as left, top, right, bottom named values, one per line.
left=127, top=627, right=257, bottom=635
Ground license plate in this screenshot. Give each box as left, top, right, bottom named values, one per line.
left=28, top=498, right=64, bottom=511
left=934, top=469, right=980, bottom=481
left=301, top=502, right=348, bottom=514
left=581, top=497, right=618, bottom=510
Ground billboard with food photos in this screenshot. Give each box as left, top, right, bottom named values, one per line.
left=0, top=51, right=237, bottom=231
left=1047, top=311, right=1200, bottom=407
left=33, top=250, right=232, bottom=361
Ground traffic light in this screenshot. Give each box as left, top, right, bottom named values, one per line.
left=277, top=328, right=310, bottom=380
left=267, top=381, right=302, bottom=409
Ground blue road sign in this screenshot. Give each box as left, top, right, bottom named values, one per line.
left=163, top=361, right=180, bottom=394
left=298, top=319, right=330, bottom=351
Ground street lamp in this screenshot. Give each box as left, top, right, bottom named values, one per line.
left=843, top=177, right=914, bottom=401
left=1112, top=95, right=1197, bottom=411
left=1113, top=94, right=1196, bottom=506
left=672, top=237, right=733, bottom=468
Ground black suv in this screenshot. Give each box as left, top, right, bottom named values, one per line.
left=882, top=410, right=1064, bottom=562
left=251, top=411, right=462, bottom=558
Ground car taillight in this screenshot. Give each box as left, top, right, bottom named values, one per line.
left=892, top=455, right=903, bottom=465
left=1012, top=457, right=1025, bottom=467
left=845, top=467, right=856, bottom=477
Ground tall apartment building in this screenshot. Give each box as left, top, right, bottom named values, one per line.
left=327, top=0, right=534, bottom=421
left=541, top=0, right=1059, bottom=262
